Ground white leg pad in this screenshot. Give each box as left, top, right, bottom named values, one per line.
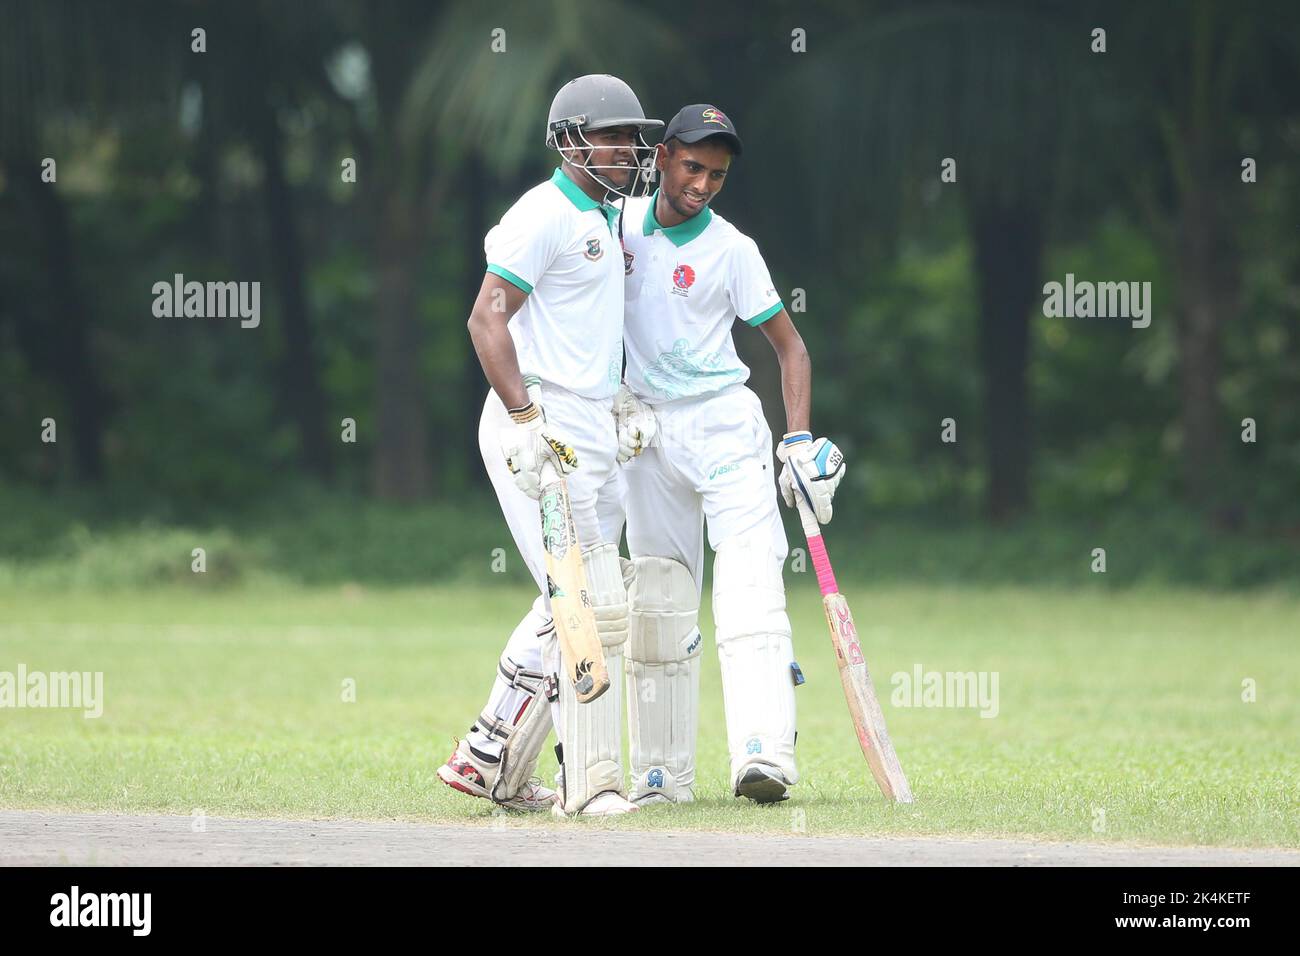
left=465, top=602, right=556, bottom=801
left=625, top=555, right=702, bottom=803
left=588, top=542, right=630, bottom=651
left=490, top=621, right=559, bottom=802
left=553, top=542, right=628, bottom=813
left=713, top=531, right=800, bottom=787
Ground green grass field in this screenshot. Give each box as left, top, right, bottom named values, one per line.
left=1, top=582, right=1296, bottom=846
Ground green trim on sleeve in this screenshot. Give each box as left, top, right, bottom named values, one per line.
left=745, top=301, right=784, bottom=327
left=486, top=264, right=533, bottom=294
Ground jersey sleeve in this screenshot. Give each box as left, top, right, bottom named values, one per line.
left=484, top=196, right=563, bottom=294
left=727, top=235, right=784, bottom=327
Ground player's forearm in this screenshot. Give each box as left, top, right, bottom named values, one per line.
left=775, top=337, right=812, bottom=433
left=468, top=310, right=529, bottom=410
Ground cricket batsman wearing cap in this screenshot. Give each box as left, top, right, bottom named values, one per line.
left=613, top=104, right=845, bottom=804
left=437, top=75, right=661, bottom=816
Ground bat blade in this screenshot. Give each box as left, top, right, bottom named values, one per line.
left=795, top=496, right=913, bottom=803
left=822, top=592, right=914, bottom=803
left=539, top=476, right=609, bottom=704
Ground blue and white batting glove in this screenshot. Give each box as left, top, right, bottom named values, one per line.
left=776, top=431, right=846, bottom=524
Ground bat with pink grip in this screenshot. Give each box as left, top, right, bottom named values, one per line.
left=794, top=495, right=915, bottom=803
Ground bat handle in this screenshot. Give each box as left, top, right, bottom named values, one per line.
left=793, top=493, right=820, bottom=540
left=538, top=458, right=561, bottom=488
left=794, top=496, right=839, bottom=597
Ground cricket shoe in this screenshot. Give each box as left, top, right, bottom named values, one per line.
left=632, top=789, right=694, bottom=807
left=436, top=740, right=556, bottom=811
left=734, top=762, right=791, bottom=804
left=551, top=790, right=641, bottom=818
left=630, top=767, right=695, bottom=806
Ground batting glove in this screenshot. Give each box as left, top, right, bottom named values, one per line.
left=777, top=431, right=846, bottom=524
left=612, top=383, right=658, bottom=463
left=500, top=401, right=579, bottom=499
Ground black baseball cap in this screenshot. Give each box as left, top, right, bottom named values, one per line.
left=662, top=103, right=743, bottom=155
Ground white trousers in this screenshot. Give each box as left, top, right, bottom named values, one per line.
left=623, top=384, right=799, bottom=786
left=468, top=385, right=624, bottom=760
left=623, top=384, right=788, bottom=576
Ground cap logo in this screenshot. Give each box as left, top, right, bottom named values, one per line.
left=701, top=108, right=729, bottom=127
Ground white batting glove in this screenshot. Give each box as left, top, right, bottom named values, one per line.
left=612, top=383, right=658, bottom=464
left=777, top=431, right=846, bottom=524
left=500, top=401, right=579, bottom=499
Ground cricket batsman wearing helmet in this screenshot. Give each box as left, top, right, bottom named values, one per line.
left=437, top=75, right=661, bottom=816
left=614, top=105, right=845, bottom=804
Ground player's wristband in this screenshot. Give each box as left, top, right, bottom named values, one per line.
left=777, top=431, right=811, bottom=464
left=509, top=402, right=541, bottom=425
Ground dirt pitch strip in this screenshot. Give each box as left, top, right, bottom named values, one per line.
left=2, top=812, right=1297, bottom=866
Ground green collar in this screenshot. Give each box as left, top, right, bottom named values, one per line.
left=642, top=190, right=713, bottom=247
left=551, top=167, right=619, bottom=233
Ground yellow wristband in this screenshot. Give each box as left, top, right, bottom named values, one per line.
left=509, top=402, right=541, bottom=425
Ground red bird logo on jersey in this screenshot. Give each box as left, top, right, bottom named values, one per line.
left=672, top=264, right=696, bottom=290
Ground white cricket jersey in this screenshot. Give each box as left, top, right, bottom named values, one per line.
left=484, top=168, right=626, bottom=400
left=621, top=191, right=784, bottom=404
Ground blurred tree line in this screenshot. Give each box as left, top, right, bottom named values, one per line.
left=1, top=0, right=1297, bottom=534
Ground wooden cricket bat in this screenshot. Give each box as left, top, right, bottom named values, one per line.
left=525, top=376, right=609, bottom=704
left=794, top=496, right=914, bottom=803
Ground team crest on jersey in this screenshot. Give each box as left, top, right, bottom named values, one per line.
left=671, top=263, right=696, bottom=296
left=623, top=246, right=635, bottom=275
left=584, top=237, right=603, bottom=261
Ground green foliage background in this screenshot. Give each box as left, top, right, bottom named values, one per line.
left=1, top=0, right=1297, bottom=584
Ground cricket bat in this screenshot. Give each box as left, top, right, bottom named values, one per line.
left=794, top=496, right=914, bottom=803
left=526, top=376, right=610, bottom=704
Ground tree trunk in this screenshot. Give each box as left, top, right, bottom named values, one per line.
left=372, top=176, right=433, bottom=501
left=256, top=103, right=333, bottom=480
left=1175, top=179, right=1236, bottom=510
left=19, top=174, right=108, bottom=481
left=459, top=152, right=489, bottom=484
left=365, top=0, right=439, bottom=502
left=970, top=201, right=1042, bottom=521
left=1169, top=0, right=1238, bottom=514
